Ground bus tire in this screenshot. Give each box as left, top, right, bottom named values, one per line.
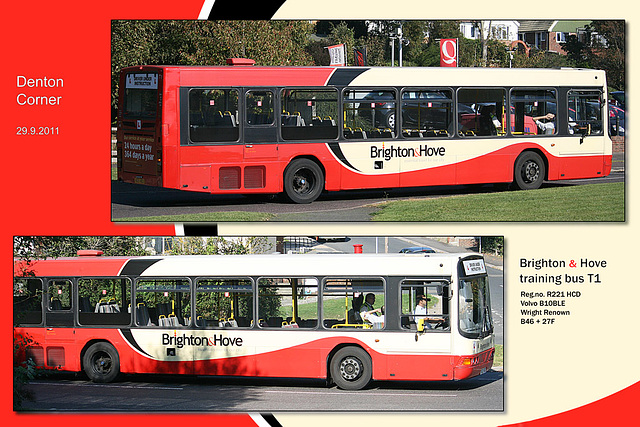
left=513, top=151, right=545, bottom=190
left=330, top=347, right=372, bottom=390
left=283, top=158, right=324, bottom=204
left=83, top=342, right=120, bottom=383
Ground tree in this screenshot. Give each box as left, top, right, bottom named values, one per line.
left=480, top=237, right=504, bottom=256
left=510, top=49, right=569, bottom=69
left=164, top=236, right=271, bottom=255
left=328, top=21, right=356, bottom=65
left=587, top=21, right=624, bottom=90
left=563, top=20, right=625, bottom=90
left=111, top=21, right=315, bottom=117
left=14, top=236, right=147, bottom=276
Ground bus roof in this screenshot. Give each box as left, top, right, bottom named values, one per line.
left=15, top=253, right=482, bottom=278
left=123, top=64, right=606, bottom=89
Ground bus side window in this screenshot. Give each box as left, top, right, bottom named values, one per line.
left=568, top=90, right=604, bottom=136
left=401, top=89, right=454, bottom=138
left=136, top=279, right=191, bottom=327
left=510, top=89, right=557, bottom=136
left=323, top=278, right=384, bottom=329
left=48, top=280, right=72, bottom=311
left=14, top=278, right=43, bottom=325
left=246, top=90, right=274, bottom=125
left=343, top=89, right=396, bottom=140
left=281, top=88, right=338, bottom=141
left=195, top=278, right=253, bottom=328
left=77, top=278, right=131, bottom=326
left=457, top=88, right=506, bottom=137
left=189, top=88, right=239, bottom=143
left=257, top=278, right=318, bottom=329
left=400, top=281, right=450, bottom=331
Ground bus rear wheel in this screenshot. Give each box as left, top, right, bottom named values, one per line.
left=330, top=347, right=372, bottom=390
left=283, top=158, right=324, bottom=204
left=83, top=342, right=120, bottom=383
left=513, top=151, right=545, bottom=190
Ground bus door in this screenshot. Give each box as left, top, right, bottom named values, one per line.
left=44, top=279, right=77, bottom=370
left=561, top=89, right=608, bottom=178
left=391, top=280, right=452, bottom=379
left=243, top=89, right=279, bottom=158
left=118, top=70, right=162, bottom=186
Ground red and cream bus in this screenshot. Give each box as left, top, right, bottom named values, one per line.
left=116, top=61, right=611, bottom=203
left=14, top=251, right=495, bottom=390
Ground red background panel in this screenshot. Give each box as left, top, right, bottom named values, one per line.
left=2, top=1, right=637, bottom=426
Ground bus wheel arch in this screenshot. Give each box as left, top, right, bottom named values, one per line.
left=283, top=157, right=325, bottom=204
left=81, top=340, right=120, bottom=383
left=513, top=150, right=547, bottom=190
left=328, top=345, right=372, bottom=390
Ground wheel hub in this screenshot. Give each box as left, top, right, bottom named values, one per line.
left=340, top=357, right=362, bottom=380
left=94, top=353, right=112, bottom=373
left=524, top=161, right=540, bottom=182
left=293, top=171, right=312, bottom=193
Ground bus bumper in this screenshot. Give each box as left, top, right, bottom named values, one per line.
left=452, top=347, right=495, bottom=380
left=604, top=154, right=613, bottom=176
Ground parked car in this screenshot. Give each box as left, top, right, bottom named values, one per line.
left=399, top=246, right=436, bottom=253
left=609, top=102, right=625, bottom=136
left=357, top=90, right=454, bottom=133
left=610, top=91, right=625, bottom=109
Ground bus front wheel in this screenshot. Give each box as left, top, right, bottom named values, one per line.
left=83, top=342, right=120, bottom=383
left=283, top=158, right=324, bottom=204
left=330, top=347, right=372, bottom=390
left=513, top=151, right=545, bottom=190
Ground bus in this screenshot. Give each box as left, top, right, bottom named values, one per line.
left=13, top=251, right=495, bottom=390
left=116, top=60, right=612, bottom=203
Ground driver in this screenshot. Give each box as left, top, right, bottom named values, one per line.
left=414, top=295, right=447, bottom=330
left=414, top=295, right=432, bottom=330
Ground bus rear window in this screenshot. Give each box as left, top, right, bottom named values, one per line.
left=123, top=73, right=158, bottom=119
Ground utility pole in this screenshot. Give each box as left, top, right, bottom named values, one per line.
left=389, top=22, right=408, bottom=66
left=390, top=38, right=395, bottom=66
left=398, top=25, right=404, bottom=67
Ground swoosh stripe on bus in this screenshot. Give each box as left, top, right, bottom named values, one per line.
left=118, top=258, right=162, bottom=276
left=327, top=142, right=360, bottom=172
left=119, top=329, right=153, bottom=358
left=326, top=68, right=369, bottom=86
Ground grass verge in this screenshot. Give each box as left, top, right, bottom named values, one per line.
left=494, top=344, right=504, bottom=368
left=372, top=182, right=624, bottom=222
left=116, top=211, right=275, bottom=222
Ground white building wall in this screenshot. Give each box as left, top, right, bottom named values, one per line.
left=460, top=21, right=520, bottom=42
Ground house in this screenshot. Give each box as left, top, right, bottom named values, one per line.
left=460, top=21, right=520, bottom=43
left=460, top=20, right=592, bottom=55
left=518, top=20, right=592, bottom=54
